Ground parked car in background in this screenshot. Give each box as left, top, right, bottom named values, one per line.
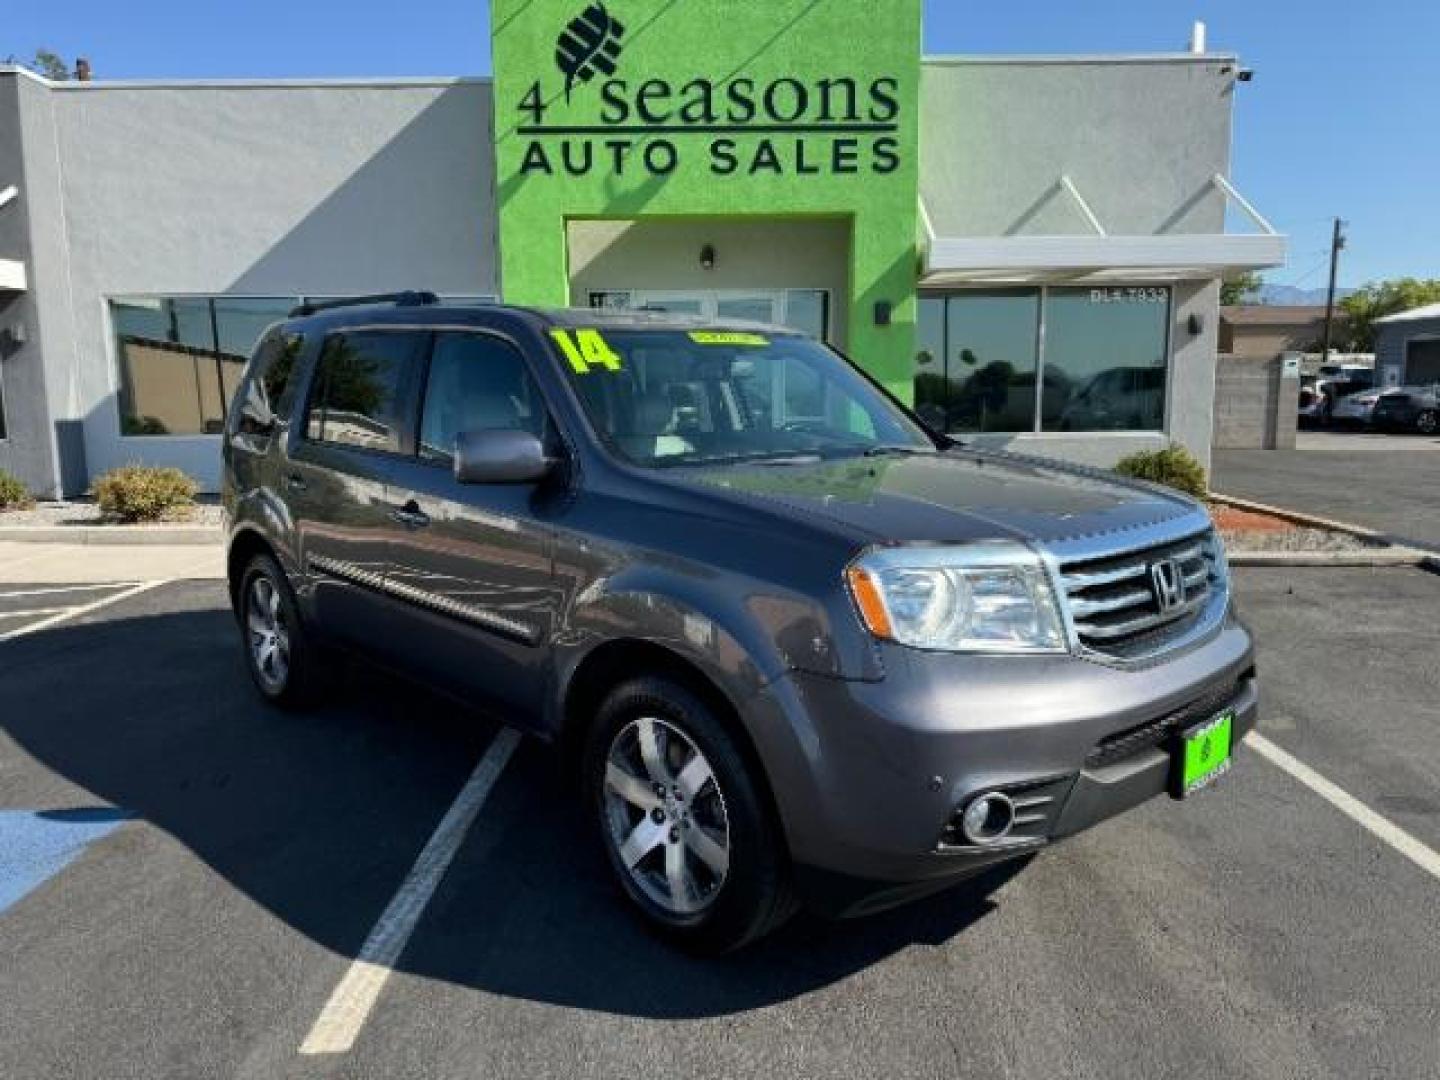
left=1330, top=388, right=1384, bottom=427
left=1056, top=366, right=1165, bottom=431
left=1300, top=367, right=1374, bottom=425
left=1372, top=385, right=1440, bottom=434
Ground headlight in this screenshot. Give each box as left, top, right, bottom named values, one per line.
left=846, top=543, right=1068, bottom=654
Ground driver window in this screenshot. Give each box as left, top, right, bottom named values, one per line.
left=419, top=332, right=549, bottom=464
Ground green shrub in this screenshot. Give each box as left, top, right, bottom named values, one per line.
left=0, top=468, right=34, bottom=511
left=91, top=465, right=198, bottom=522
left=1113, top=446, right=1209, bottom=499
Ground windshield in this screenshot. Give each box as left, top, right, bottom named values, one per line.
left=550, top=327, right=938, bottom=467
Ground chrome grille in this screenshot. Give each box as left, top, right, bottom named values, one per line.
left=1058, top=529, right=1225, bottom=662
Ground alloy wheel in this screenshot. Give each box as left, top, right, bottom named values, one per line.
left=246, top=575, right=291, bottom=693
left=602, top=716, right=730, bottom=916
left=1418, top=410, right=1438, bottom=435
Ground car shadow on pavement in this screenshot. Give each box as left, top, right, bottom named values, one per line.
left=0, top=600, right=1020, bottom=1019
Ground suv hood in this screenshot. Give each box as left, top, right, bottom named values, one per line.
left=683, top=449, right=1202, bottom=549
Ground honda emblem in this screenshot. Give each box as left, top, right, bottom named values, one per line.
left=1149, top=558, right=1186, bottom=613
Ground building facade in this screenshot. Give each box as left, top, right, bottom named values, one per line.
left=0, top=0, right=1283, bottom=496
left=1374, top=304, right=1440, bottom=389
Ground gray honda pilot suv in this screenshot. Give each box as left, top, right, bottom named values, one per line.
left=223, top=293, right=1257, bottom=951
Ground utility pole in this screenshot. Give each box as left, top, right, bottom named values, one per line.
left=1319, top=217, right=1346, bottom=364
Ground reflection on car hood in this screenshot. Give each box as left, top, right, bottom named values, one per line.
left=681, top=450, right=1202, bottom=548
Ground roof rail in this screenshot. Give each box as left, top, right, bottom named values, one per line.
left=289, top=291, right=439, bottom=318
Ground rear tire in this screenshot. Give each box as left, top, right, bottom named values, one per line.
left=1417, top=409, right=1438, bottom=435
left=583, top=676, right=795, bottom=953
left=238, top=553, right=324, bottom=709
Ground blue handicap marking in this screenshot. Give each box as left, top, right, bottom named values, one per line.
left=0, top=807, right=133, bottom=916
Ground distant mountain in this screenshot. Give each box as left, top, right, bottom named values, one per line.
left=1246, top=284, right=1357, bottom=306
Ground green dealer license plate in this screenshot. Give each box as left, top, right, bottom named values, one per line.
left=1176, top=712, right=1233, bottom=797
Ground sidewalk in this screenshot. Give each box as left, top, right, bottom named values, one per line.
left=0, top=541, right=224, bottom=584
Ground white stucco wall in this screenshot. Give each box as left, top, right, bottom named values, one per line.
left=38, top=78, right=497, bottom=490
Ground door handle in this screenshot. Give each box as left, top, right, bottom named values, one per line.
left=389, top=500, right=431, bottom=528
left=284, top=473, right=307, bottom=492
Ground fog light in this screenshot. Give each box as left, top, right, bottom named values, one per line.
left=960, top=792, right=1015, bottom=845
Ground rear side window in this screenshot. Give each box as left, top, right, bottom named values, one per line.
left=305, top=330, right=423, bottom=453
left=418, top=332, right=549, bottom=463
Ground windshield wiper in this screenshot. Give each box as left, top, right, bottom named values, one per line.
left=751, top=454, right=824, bottom=466
left=860, top=445, right=932, bottom=457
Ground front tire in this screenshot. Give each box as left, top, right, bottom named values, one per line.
left=239, top=553, right=323, bottom=708
left=583, top=676, right=795, bottom=953
left=1416, top=409, right=1438, bottom=435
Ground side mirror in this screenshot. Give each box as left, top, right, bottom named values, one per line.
left=454, top=429, right=553, bottom=485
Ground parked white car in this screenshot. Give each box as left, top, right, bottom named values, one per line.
left=1331, top=388, right=1384, bottom=425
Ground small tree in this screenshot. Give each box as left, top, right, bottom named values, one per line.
left=1220, top=271, right=1263, bottom=306
left=26, top=49, right=71, bottom=80
left=1338, top=278, right=1440, bottom=351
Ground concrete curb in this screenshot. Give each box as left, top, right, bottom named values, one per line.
left=1227, top=549, right=1430, bottom=568
left=0, top=525, right=222, bottom=546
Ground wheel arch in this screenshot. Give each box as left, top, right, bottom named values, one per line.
left=226, top=526, right=277, bottom=616
left=557, top=637, right=789, bottom=855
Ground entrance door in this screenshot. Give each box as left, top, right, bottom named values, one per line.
left=590, top=290, right=830, bottom=341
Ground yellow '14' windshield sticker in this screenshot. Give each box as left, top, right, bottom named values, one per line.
left=689, top=331, right=770, bottom=346
left=551, top=329, right=623, bottom=373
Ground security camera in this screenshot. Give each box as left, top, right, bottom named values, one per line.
left=1236, top=68, right=1254, bottom=82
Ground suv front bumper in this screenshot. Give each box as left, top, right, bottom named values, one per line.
left=744, top=615, right=1257, bottom=916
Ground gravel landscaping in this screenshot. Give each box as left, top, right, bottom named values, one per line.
left=1208, top=502, right=1386, bottom=554
left=0, top=499, right=224, bottom=528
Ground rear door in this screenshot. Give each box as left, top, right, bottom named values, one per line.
left=284, top=327, right=428, bottom=645
left=380, top=329, right=561, bottom=718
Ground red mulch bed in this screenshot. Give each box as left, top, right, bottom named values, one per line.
left=1207, top=503, right=1293, bottom=533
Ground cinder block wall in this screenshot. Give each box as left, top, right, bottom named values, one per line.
left=1212, top=355, right=1298, bottom=450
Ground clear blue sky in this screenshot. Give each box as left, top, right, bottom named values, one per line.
left=8, top=0, right=1435, bottom=287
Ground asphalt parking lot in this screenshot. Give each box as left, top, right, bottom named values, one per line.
left=1214, top=431, right=1440, bottom=553
left=4, top=561, right=1440, bottom=1078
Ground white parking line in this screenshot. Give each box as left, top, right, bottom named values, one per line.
left=299, top=726, right=521, bottom=1056
left=1249, top=733, right=1440, bottom=881
left=0, top=579, right=173, bottom=643
left=0, top=607, right=71, bottom=620
left=0, top=582, right=141, bottom=599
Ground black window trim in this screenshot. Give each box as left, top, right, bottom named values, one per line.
left=295, top=322, right=573, bottom=473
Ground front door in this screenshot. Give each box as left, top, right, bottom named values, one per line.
left=381, top=329, right=560, bottom=719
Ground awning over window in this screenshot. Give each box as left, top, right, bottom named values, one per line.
left=0, top=186, right=25, bottom=292
left=920, top=174, right=1286, bottom=286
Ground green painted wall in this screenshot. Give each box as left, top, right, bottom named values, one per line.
left=492, top=0, right=923, bottom=399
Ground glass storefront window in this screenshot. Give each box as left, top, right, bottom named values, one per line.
left=1043, top=287, right=1170, bottom=432
left=914, top=286, right=1171, bottom=435
left=113, top=296, right=297, bottom=436
left=913, top=291, right=1041, bottom=433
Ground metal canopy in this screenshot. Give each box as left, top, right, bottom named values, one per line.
left=0, top=185, right=25, bottom=291
left=0, top=258, right=26, bottom=292
left=920, top=174, right=1286, bottom=285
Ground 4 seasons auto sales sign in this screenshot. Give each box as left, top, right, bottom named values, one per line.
left=491, top=0, right=923, bottom=393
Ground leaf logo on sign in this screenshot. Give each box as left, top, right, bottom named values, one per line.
left=555, top=3, right=626, bottom=100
